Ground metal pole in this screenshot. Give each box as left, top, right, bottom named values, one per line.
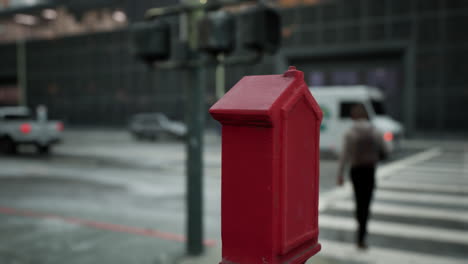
left=215, top=53, right=225, bottom=99
left=144, top=0, right=266, bottom=255
left=16, top=38, right=27, bottom=106
left=186, top=60, right=206, bottom=255
left=185, top=0, right=205, bottom=255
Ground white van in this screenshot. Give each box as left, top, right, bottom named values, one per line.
left=309, top=85, right=404, bottom=155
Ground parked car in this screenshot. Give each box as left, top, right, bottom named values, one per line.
left=309, top=85, right=404, bottom=155
left=129, top=113, right=186, bottom=141
left=0, top=106, right=63, bottom=154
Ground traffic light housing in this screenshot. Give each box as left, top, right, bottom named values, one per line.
left=131, top=20, right=171, bottom=64
left=197, top=10, right=236, bottom=54
left=239, top=5, right=281, bottom=54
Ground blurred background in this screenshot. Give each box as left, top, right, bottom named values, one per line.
left=0, top=0, right=466, bottom=135
left=0, top=0, right=467, bottom=264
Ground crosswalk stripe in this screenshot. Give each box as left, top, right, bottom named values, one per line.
left=379, top=181, right=468, bottom=194
left=385, top=175, right=468, bottom=185
left=375, top=190, right=468, bottom=206
left=425, top=159, right=468, bottom=165
left=317, top=148, right=468, bottom=263
left=408, top=164, right=468, bottom=174
left=377, top=148, right=441, bottom=179
left=407, top=166, right=468, bottom=175
left=319, top=215, right=468, bottom=245
left=418, top=162, right=468, bottom=169
left=314, top=239, right=468, bottom=264
left=389, top=170, right=468, bottom=180
left=331, top=200, right=468, bottom=222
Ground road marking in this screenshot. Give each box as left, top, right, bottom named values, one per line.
left=319, top=215, right=468, bottom=245
left=418, top=161, right=468, bottom=168
left=387, top=176, right=468, bottom=186
left=378, top=181, right=468, bottom=194
left=376, top=190, right=468, bottom=206
left=316, top=239, right=468, bottom=264
left=407, top=166, right=468, bottom=175
left=388, top=172, right=468, bottom=183
left=331, top=200, right=468, bottom=222
left=317, top=148, right=468, bottom=263
left=0, top=206, right=217, bottom=247
left=377, top=148, right=441, bottom=179
left=319, top=148, right=441, bottom=212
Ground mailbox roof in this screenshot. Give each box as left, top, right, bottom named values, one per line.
left=211, top=74, right=296, bottom=113
left=210, top=67, right=322, bottom=126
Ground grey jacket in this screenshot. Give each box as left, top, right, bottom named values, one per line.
left=337, top=120, right=388, bottom=178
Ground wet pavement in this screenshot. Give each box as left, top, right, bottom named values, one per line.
left=0, top=130, right=204, bottom=264
left=0, top=129, right=466, bottom=264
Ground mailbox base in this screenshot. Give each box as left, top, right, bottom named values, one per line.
left=219, top=242, right=321, bottom=264
left=286, top=243, right=321, bottom=264
left=279, top=241, right=321, bottom=264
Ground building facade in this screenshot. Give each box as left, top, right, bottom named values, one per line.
left=0, top=0, right=467, bottom=135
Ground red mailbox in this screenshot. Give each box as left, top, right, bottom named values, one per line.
left=210, top=66, right=323, bottom=264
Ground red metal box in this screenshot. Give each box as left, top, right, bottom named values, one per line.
left=210, top=67, right=323, bottom=264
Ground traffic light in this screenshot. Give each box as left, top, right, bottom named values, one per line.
left=197, top=10, right=235, bottom=54
left=239, top=5, right=281, bottom=54
left=131, top=20, right=171, bottom=64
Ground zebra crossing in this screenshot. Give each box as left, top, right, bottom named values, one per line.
left=314, top=147, right=468, bottom=264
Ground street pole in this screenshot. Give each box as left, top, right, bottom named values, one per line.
left=141, top=0, right=274, bottom=256
left=185, top=0, right=205, bottom=255
left=186, top=59, right=206, bottom=255
left=215, top=53, right=225, bottom=99
left=16, top=38, right=27, bottom=106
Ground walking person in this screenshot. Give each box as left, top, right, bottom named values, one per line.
left=336, top=104, right=388, bottom=250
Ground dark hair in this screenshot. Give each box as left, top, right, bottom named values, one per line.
left=351, top=104, right=369, bottom=120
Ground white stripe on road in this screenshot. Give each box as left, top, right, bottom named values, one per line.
left=422, top=159, right=468, bottom=165
left=316, top=149, right=468, bottom=263
left=407, top=166, right=468, bottom=176
left=388, top=172, right=468, bottom=184
left=379, top=181, right=468, bottom=194
left=387, top=176, right=468, bottom=186
left=417, top=161, right=468, bottom=169
left=313, top=239, right=468, bottom=264
left=319, top=148, right=442, bottom=212
left=332, top=200, right=468, bottom=222
left=319, top=215, right=468, bottom=245
left=376, top=190, right=468, bottom=206
left=377, top=148, right=442, bottom=179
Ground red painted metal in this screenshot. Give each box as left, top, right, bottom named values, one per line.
left=210, top=66, right=323, bottom=264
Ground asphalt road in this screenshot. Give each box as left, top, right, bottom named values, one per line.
left=0, top=129, right=462, bottom=264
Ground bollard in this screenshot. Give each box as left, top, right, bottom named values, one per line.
left=210, top=66, right=322, bottom=264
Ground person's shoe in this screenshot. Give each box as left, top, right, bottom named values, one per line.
left=357, top=242, right=368, bottom=250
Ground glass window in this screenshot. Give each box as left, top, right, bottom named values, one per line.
left=371, top=100, right=386, bottom=115
left=3, top=114, right=31, bottom=120
left=309, top=71, right=325, bottom=86
left=340, top=102, right=366, bottom=119
left=331, top=70, right=358, bottom=85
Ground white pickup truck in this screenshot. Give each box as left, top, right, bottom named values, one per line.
left=0, top=106, right=63, bottom=154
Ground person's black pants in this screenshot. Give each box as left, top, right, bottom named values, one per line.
left=350, top=165, right=376, bottom=244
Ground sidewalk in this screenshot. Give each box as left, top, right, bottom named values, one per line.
left=176, top=247, right=356, bottom=264
left=41, top=129, right=468, bottom=263
left=178, top=146, right=468, bottom=264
